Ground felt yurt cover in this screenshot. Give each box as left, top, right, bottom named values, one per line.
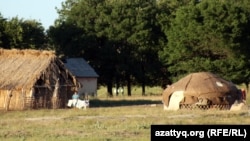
left=162, top=72, right=239, bottom=109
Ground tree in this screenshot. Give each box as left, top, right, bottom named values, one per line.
left=20, top=20, right=46, bottom=49
left=0, top=15, right=47, bottom=49
left=126, top=0, right=163, bottom=95
left=156, top=0, right=196, bottom=86
left=47, top=22, right=86, bottom=57
left=51, top=0, right=166, bottom=96
left=1, top=17, right=23, bottom=48
left=50, top=0, right=115, bottom=96
left=159, top=0, right=250, bottom=85
left=94, top=0, right=164, bottom=96
left=0, top=13, right=8, bottom=47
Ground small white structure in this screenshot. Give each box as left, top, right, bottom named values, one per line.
left=64, top=58, right=99, bottom=97
left=67, top=99, right=89, bottom=109
left=163, top=91, right=184, bottom=110
left=230, top=101, right=248, bottom=111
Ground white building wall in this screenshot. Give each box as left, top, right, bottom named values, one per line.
left=77, top=77, right=97, bottom=96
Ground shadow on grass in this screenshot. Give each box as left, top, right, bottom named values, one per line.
left=89, top=99, right=162, bottom=108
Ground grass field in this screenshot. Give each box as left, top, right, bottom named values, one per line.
left=0, top=86, right=249, bottom=141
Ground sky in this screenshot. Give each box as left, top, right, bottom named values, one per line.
left=0, top=0, right=65, bottom=30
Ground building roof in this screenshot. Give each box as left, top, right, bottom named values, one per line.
left=0, top=48, right=78, bottom=90
left=64, top=58, right=99, bottom=78
left=0, top=49, right=56, bottom=90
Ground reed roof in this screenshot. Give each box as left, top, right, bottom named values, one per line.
left=0, top=48, right=57, bottom=90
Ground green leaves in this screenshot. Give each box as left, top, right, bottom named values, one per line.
left=0, top=16, right=46, bottom=49
left=159, top=0, right=250, bottom=83
left=47, top=0, right=250, bottom=91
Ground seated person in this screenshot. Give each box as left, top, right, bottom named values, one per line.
left=72, top=91, right=79, bottom=99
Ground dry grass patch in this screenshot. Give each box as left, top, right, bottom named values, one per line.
left=0, top=94, right=249, bottom=141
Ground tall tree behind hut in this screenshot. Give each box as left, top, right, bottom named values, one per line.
left=0, top=15, right=47, bottom=50
left=48, top=0, right=165, bottom=96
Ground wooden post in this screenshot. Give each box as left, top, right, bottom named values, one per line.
left=21, top=88, right=26, bottom=110
left=5, top=90, right=13, bottom=111
left=52, top=78, right=60, bottom=109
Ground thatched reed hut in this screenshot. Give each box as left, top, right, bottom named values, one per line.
left=0, top=48, right=81, bottom=110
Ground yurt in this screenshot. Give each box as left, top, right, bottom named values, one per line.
left=0, top=48, right=81, bottom=111
left=162, top=72, right=240, bottom=110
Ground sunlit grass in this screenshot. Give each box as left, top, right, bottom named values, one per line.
left=0, top=86, right=249, bottom=141
left=1, top=104, right=250, bottom=141
left=96, top=86, right=163, bottom=98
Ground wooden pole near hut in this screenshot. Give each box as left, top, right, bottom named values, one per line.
left=52, top=78, right=60, bottom=109
left=5, top=90, right=13, bottom=111
left=21, top=88, right=26, bottom=110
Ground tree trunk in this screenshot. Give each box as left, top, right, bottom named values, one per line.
left=115, top=76, right=120, bottom=96
left=107, top=81, right=113, bottom=97
left=142, top=82, right=145, bottom=96
left=126, top=73, right=131, bottom=96
left=245, top=82, right=249, bottom=94
left=141, top=60, right=146, bottom=96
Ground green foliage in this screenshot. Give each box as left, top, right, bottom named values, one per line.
left=47, top=22, right=87, bottom=57
left=0, top=14, right=7, bottom=47
left=159, top=0, right=250, bottom=84
left=51, top=0, right=165, bottom=95
left=1, top=0, right=250, bottom=94
left=1, top=17, right=23, bottom=48
left=20, top=20, right=46, bottom=49
left=0, top=15, right=47, bottom=49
